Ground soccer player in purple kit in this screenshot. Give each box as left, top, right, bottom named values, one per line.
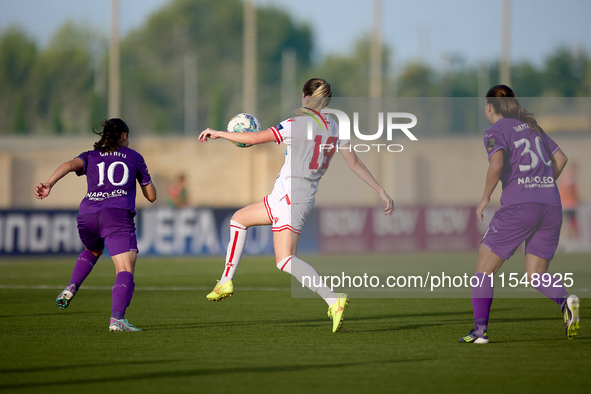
left=460, top=85, right=580, bottom=343
left=35, top=118, right=157, bottom=332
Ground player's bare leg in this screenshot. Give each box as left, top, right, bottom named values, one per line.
left=273, top=230, right=335, bottom=301
left=525, top=253, right=578, bottom=339
left=524, top=254, right=568, bottom=306
left=475, top=245, right=505, bottom=275
left=231, top=201, right=272, bottom=228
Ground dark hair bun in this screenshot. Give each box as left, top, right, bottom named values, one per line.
left=93, top=118, right=130, bottom=152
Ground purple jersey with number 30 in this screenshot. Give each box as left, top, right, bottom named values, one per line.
left=483, top=118, right=561, bottom=207
left=76, top=146, right=152, bottom=215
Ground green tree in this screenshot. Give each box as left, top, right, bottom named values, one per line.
left=34, top=23, right=102, bottom=134
left=397, top=62, right=438, bottom=97
left=207, top=85, right=227, bottom=131
left=315, top=36, right=391, bottom=97
left=12, top=94, right=28, bottom=134
left=51, top=103, right=64, bottom=134
left=544, top=47, right=588, bottom=96
left=89, top=91, right=106, bottom=130
left=511, top=61, right=544, bottom=96
left=121, top=0, right=312, bottom=133
left=0, top=27, right=36, bottom=90
left=0, top=27, right=37, bottom=133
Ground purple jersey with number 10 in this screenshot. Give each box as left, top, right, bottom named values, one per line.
left=483, top=118, right=561, bottom=208
left=75, top=146, right=152, bottom=215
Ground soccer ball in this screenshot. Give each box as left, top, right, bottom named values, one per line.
left=227, top=113, right=261, bottom=148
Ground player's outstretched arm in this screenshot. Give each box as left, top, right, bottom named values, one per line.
left=477, top=149, right=504, bottom=221
left=198, top=128, right=276, bottom=146
left=35, top=158, right=84, bottom=200
left=550, top=149, right=568, bottom=181
left=141, top=182, right=157, bottom=203
left=339, top=146, right=394, bottom=215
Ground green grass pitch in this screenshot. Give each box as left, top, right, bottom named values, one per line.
left=1, top=253, right=590, bottom=393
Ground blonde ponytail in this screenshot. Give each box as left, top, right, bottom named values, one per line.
left=296, top=78, right=332, bottom=116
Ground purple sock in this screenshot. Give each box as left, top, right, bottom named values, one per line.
left=111, top=271, right=135, bottom=320
left=534, top=274, right=569, bottom=308
left=69, top=250, right=98, bottom=290
left=471, top=272, right=494, bottom=336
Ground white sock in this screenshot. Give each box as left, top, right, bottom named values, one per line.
left=218, top=221, right=247, bottom=284
left=277, top=255, right=338, bottom=306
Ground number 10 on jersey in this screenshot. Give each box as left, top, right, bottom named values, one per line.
left=96, top=161, right=129, bottom=187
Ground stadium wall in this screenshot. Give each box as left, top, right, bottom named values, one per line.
left=0, top=135, right=589, bottom=209
left=2, top=204, right=590, bottom=256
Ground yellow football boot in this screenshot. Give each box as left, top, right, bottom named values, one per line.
left=563, top=294, right=580, bottom=339
left=327, top=293, right=349, bottom=332
left=206, top=280, right=234, bottom=302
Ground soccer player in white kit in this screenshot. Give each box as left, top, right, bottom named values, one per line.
left=198, top=78, right=394, bottom=332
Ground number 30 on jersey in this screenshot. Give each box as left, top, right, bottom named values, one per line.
left=514, top=136, right=551, bottom=172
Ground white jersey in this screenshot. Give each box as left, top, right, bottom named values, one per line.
left=269, top=114, right=348, bottom=203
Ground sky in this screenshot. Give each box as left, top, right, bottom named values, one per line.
left=1, top=0, right=590, bottom=70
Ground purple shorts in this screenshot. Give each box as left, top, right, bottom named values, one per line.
left=482, top=203, right=562, bottom=261
left=77, top=208, right=138, bottom=256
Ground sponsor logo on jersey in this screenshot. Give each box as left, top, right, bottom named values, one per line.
left=275, top=123, right=284, bottom=131
left=85, top=189, right=128, bottom=201
left=518, top=176, right=555, bottom=188
left=487, top=138, right=496, bottom=151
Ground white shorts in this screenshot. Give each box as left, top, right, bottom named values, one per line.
left=263, top=194, right=313, bottom=234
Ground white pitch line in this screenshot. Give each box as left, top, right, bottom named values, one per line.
left=0, top=284, right=290, bottom=292
left=0, top=284, right=588, bottom=294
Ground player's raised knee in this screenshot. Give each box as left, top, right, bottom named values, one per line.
left=276, top=255, right=293, bottom=272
